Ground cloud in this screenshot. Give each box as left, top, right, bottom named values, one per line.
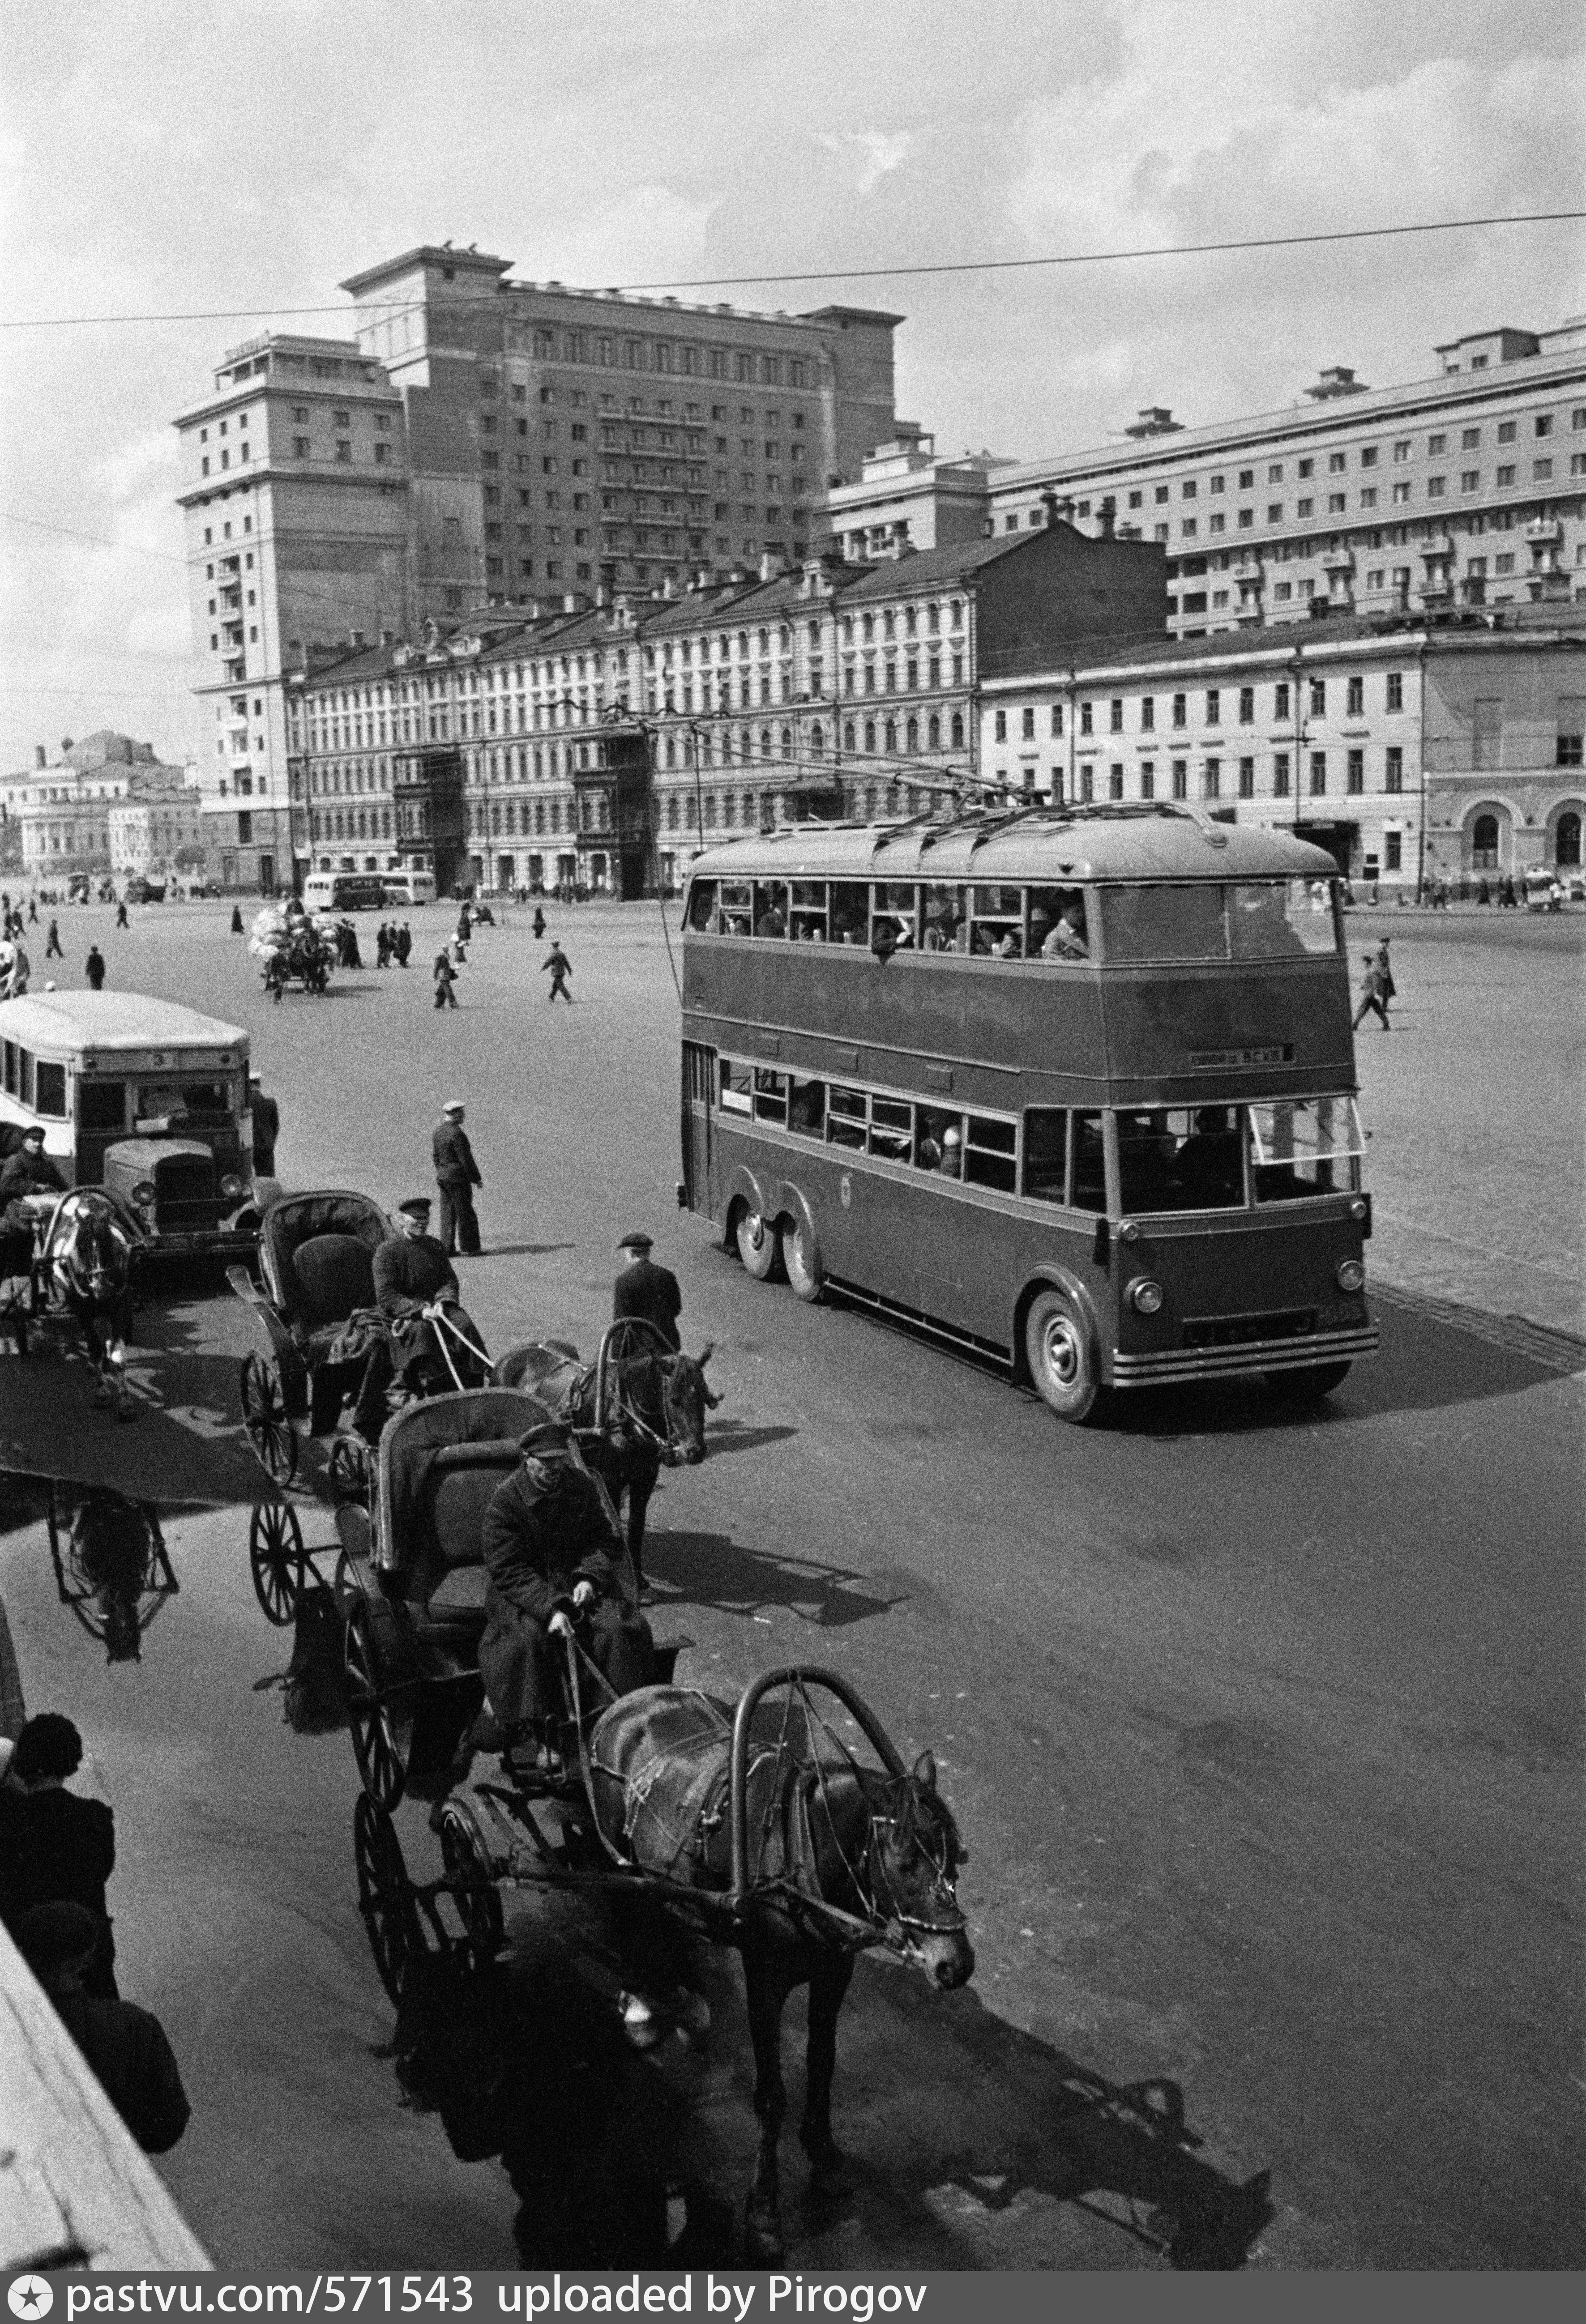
left=816, top=130, right=915, bottom=196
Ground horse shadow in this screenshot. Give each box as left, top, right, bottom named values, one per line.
left=701, top=1421, right=801, bottom=1458
left=641, top=1526, right=908, bottom=1630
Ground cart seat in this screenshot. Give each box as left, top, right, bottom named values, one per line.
left=373, top=1389, right=554, bottom=1646
left=290, top=1233, right=378, bottom=1331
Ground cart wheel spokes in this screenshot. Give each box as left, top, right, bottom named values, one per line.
left=241, top=1352, right=298, bottom=1484
left=329, top=1434, right=369, bottom=1505
left=248, top=1501, right=305, bottom=1626
left=439, top=1801, right=506, bottom=1957
left=345, top=1602, right=410, bottom=1810
left=353, top=1792, right=420, bottom=2005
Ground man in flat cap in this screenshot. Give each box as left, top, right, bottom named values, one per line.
left=477, top=1423, right=653, bottom=1761
left=612, top=1231, right=682, bottom=1353
left=347, top=1196, right=486, bottom=1441
left=432, top=1100, right=483, bottom=1257
left=15, top=1900, right=190, bottom=2154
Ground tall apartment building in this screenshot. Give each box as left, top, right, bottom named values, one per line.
left=286, top=518, right=1164, bottom=897
left=176, top=246, right=903, bottom=890
left=983, top=315, right=1586, bottom=641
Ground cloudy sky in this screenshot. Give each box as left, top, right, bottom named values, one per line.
left=1, top=0, right=1582, bottom=773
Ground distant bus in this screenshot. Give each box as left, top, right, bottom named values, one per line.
left=380, top=868, right=436, bottom=908
left=301, top=873, right=387, bottom=914
left=680, top=805, right=1378, bottom=1421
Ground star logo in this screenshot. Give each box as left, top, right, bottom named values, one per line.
left=9, top=2281, right=54, bottom=2320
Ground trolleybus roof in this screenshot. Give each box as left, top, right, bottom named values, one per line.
left=0, top=991, right=249, bottom=1056
left=686, top=804, right=1341, bottom=885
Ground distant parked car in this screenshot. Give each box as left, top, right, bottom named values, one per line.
left=124, top=876, right=167, bottom=904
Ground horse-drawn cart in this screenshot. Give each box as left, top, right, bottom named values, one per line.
left=230, top=1190, right=393, bottom=1492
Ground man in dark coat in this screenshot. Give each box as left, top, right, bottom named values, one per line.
left=432, top=1101, right=483, bottom=1256
left=0, top=1714, right=118, bottom=1997
left=247, top=1077, right=279, bottom=1179
left=478, top=1423, right=653, bottom=1750
left=612, top=1231, right=682, bottom=1352
left=542, top=942, right=573, bottom=1002
left=433, top=950, right=457, bottom=1008
left=15, top=1902, right=189, bottom=2153
left=1352, top=954, right=1391, bottom=1032
left=346, top=1198, right=485, bottom=1441
left=85, top=944, right=106, bottom=991
left=0, top=1126, right=67, bottom=1215
left=396, top=921, right=413, bottom=965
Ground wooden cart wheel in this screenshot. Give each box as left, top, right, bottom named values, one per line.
left=345, top=1599, right=412, bottom=1811
left=353, top=1792, right=421, bottom=2005
left=248, top=1501, right=305, bottom=1627
left=240, top=1351, right=298, bottom=1484
left=439, top=1800, right=506, bottom=1957
left=329, top=1435, right=369, bottom=1505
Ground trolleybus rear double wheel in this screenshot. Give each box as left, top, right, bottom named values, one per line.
left=353, top=1792, right=422, bottom=2005
left=240, top=1352, right=298, bottom=1484
left=1024, top=1289, right=1107, bottom=1424
left=1264, top=1359, right=1351, bottom=1403
left=780, top=1214, right=824, bottom=1303
left=734, top=1204, right=783, bottom=1284
left=248, top=1500, right=305, bottom=1626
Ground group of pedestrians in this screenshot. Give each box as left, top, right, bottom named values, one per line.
left=1352, top=937, right=1398, bottom=1033
left=1, top=1711, right=190, bottom=2154
left=0, top=893, right=109, bottom=998
left=374, top=920, right=415, bottom=968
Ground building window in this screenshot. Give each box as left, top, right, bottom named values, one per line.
left=994, top=710, right=1007, bottom=742
left=1238, top=756, right=1255, bottom=798
left=1171, top=693, right=1186, bottom=729
left=1347, top=676, right=1364, bottom=715
left=1427, top=475, right=1445, bottom=498
left=1386, top=672, right=1403, bottom=712
left=1309, top=679, right=1325, bottom=716
left=1202, top=759, right=1221, bottom=800
left=1496, top=465, right=1516, bottom=488
left=1237, top=686, right=1254, bottom=724
left=1347, top=749, right=1364, bottom=794
left=1139, top=760, right=1154, bottom=799
left=1021, top=705, right=1035, bottom=740
left=1171, top=759, right=1187, bottom=800
left=1385, top=746, right=1403, bottom=793
left=1205, top=689, right=1220, bottom=725
left=1309, top=751, right=1327, bottom=796
left=1139, top=697, right=1154, bottom=732
left=1108, top=764, right=1124, bottom=801
left=1273, top=752, right=1291, bottom=797
left=1109, top=698, right=1124, bottom=733
left=1533, top=459, right=1553, bottom=482
left=1079, top=701, right=1093, bottom=736
left=1050, top=704, right=1064, bottom=737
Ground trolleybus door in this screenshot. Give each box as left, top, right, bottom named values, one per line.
left=681, top=1041, right=716, bottom=1212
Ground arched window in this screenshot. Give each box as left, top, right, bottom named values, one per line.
left=779, top=725, right=793, bottom=758
left=950, top=711, right=965, bottom=750
left=665, top=735, right=676, bottom=768
left=905, top=715, right=919, bottom=754
left=1472, top=813, right=1501, bottom=869
left=666, top=793, right=680, bottom=831
left=864, top=719, right=876, bottom=754
left=886, top=783, right=899, bottom=813
left=810, top=723, right=825, bottom=759
left=723, top=793, right=736, bottom=827
left=534, top=801, right=547, bottom=834
left=760, top=728, right=773, bottom=760
left=884, top=718, right=897, bottom=754
left=742, top=791, right=757, bottom=827
left=491, top=804, right=501, bottom=833
left=1556, top=810, right=1582, bottom=868
left=843, top=721, right=856, bottom=752
left=928, top=713, right=940, bottom=750
left=864, top=785, right=877, bottom=817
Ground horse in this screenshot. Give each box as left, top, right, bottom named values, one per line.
left=68, top=1490, right=161, bottom=1661
left=586, top=1682, right=974, bottom=2260
left=492, top=1336, right=718, bottom=1588
left=44, top=1190, right=141, bottom=1417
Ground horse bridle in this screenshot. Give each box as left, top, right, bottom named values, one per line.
left=603, top=1355, right=690, bottom=1467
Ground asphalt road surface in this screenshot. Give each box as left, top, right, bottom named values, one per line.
left=2, top=896, right=1581, bottom=2272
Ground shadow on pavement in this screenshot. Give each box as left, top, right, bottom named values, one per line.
left=644, top=1527, right=908, bottom=1628
left=701, top=1420, right=801, bottom=1457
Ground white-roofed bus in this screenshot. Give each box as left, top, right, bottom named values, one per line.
left=680, top=802, right=1377, bottom=1422
left=0, top=990, right=261, bottom=1258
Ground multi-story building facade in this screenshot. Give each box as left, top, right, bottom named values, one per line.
left=978, top=612, right=1586, bottom=893
left=1, top=733, right=190, bottom=883
left=176, top=247, right=906, bottom=891
left=287, top=518, right=1165, bottom=895
left=819, top=426, right=1015, bottom=561
left=967, top=315, right=1586, bottom=642
left=107, top=780, right=207, bottom=879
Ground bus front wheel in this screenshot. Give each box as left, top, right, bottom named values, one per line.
left=781, top=1215, right=824, bottom=1302
left=735, top=1207, right=782, bottom=1283
left=1025, top=1290, right=1105, bottom=1424
left=1264, top=1360, right=1351, bottom=1402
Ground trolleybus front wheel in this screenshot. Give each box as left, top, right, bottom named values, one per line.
left=1264, top=1359, right=1351, bottom=1403
left=1024, top=1289, right=1106, bottom=1424
left=780, top=1214, right=824, bottom=1303
left=735, top=1206, right=783, bottom=1284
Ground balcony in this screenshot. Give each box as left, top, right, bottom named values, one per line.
left=1321, top=546, right=1355, bottom=575
left=1526, top=516, right=1563, bottom=546
left=1419, top=532, right=1455, bottom=563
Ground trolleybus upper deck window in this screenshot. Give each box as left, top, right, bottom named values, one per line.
left=1098, top=879, right=1341, bottom=962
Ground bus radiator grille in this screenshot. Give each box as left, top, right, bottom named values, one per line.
left=1183, top=1309, right=1319, bottom=1349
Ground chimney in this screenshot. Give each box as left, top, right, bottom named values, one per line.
left=34, top=745, right=46, bottom=768
left=1098, top=498, right=1116, bottom=539
left=759, top=554, right=777, bottom=582
left=351, top=628, right=366, bottom=649
left=380, top=627, right=396, bottom=647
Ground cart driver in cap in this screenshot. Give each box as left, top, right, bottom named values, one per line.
left=612, top=1230, right=682, bottom=1352
left=346, top=1197, right=487, bottom=1442
left=477, top=1421, right=654, bottom=1762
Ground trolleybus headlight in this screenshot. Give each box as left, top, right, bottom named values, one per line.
left=1129, top=1278, right=1165, bottom=1314
left=1335, top=1258, right=1365, bottom=1293
left=1118, top=1220, right=1140, bottom=1243
left=1349, top=1198, right=1368, bottom=1222
left=220, top=1173, right=244, bottom=1199
left=131, top=1180, right=156, bottom=1207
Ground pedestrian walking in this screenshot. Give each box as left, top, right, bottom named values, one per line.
left=433, top=950, right=458, bottom=1009
left=1352, top=954, right=1391, bottom=1032
left=433, top=1100, right=483, bottom=1256
left=1374, top=938, right=1396, bottom=1007
left=27, top=898, right=38, bottom=925
left=13, top=1902, right=190, bottom=2154
left=613, top=1231, right=682, bottom=1352
left=457, top=904, right=473, bottom=946
left=532, top=904, right=546, bottom=940
left=85, top=945, right=106, bottom=992
left=542, top=941, right=573, bottom=1002
left=115, top=901, right=129, bottom=931
left=396, top=921, right=413, bottom=966
left=247, top=1076, right=280, bottom=1180
left=44, top=919, right=62, bottom=959
left=231, top=904, right=244, bottom=934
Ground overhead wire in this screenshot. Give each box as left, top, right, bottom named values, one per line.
left=0, top=210, right=1579, bottom=329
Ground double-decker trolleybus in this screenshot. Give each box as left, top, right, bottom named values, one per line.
left=679, top=803, right=1377, bottom=1422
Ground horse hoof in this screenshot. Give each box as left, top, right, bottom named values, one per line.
left=742, top=2204, right=784, bottom=2265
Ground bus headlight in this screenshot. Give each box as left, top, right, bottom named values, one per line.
left=220, top=1173, right=244, bottom=1199
left=1335, top=1258, right=1365, bottom=1293
left=131, top=1180, right=156, bottom=1207
left=1129, top=1278, right=1164, bottom=1314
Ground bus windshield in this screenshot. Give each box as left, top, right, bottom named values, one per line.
left=1098, top=879, right=1340, bottom=962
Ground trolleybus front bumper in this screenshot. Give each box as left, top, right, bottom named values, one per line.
left=1110, top=1318, right=1379, bottom=1386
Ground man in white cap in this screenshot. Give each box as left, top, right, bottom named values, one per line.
left=612, top=1231, right=682, bottom=1352
left=432, top=1100, right=483, bottom=1256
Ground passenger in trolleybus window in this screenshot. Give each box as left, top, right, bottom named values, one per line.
left=677, top=804, right=1377, bottom=1426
